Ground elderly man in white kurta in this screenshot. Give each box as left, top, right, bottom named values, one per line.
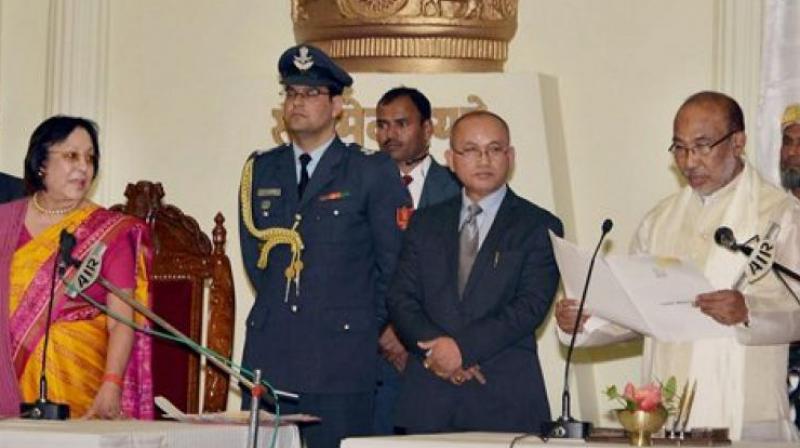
left=555, top=91, right=800, bottom=441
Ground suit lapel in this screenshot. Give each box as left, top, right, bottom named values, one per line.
left=462, top=190, right=517, bottom=299
left=419, top=160, right=444, bottom=209
left=438, top=197, right=462, bottom=293
left=298, top=138, right=345, bottom=210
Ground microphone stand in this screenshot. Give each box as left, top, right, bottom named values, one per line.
left=541, top=219, right=613, bottom=439
left=64, top=248, right=296, bottom=448
left=20, top=231, right=75, bottom=420
left=94, top=276, right=296, bottom=400
left=247, top=369, right=263, bottom=448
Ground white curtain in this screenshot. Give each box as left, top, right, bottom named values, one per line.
left=757, top=0, right=800, bottom=185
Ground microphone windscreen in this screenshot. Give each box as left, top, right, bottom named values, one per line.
left=59, top=229, right=77, bottom=266
left=714, top=227, right=735, bottom=248
left=602, top=219, right=614, bottom=234
left=59, top=229, right=74, bottom=248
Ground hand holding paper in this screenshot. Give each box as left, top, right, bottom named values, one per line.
left=554, top=298, right=590, bottom=333
left=549, top=231, right=734, bottom=342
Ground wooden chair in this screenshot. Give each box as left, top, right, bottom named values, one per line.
left=111, top=181, right=235, bottom=414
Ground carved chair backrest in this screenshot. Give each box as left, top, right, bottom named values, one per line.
left=111, top=181, right=234, bottom=414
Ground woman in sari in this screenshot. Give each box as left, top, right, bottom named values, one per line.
left=0, top=116, right=153, bottom=419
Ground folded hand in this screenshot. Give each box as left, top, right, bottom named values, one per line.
left=379, top=325, right=408, bottom=372
left=448, top=365, right=486, bottom=386
left=418, top=336, right=462, bottom=379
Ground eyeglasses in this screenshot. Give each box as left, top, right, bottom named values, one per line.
left=281, top=87, right=331, bottom=100
left=451, top=144, right=509, bottom=161
left=49, top=150, right=95, bottom=165
left=668, top=129, right=739, bottom=158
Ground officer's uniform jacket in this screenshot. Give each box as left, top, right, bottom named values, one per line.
left=240, top=137, right=410, bottom=394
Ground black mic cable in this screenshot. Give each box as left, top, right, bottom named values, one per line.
left=39, top=238, right=60, bottom=403
left=562, top=219, right=613, bottom=415
left=24, top=229, right=76, bottom=419
left=42, top=229, right=78, bottom=398
left=541, top=218, right=613, bottom=440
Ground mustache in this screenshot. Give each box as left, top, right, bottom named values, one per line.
left=681, top=168, right=703, bottom=176
left=382, top=139, right=401, bottom=148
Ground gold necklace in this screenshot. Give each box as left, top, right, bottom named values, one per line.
left=31, top=192, right=79, bottom=215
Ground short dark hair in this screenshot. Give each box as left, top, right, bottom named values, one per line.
left=681, top=91, right=745, bottom=132
left=24, top=115, right=100, bottom=193
left=450, top=109, right=511, bottom=147
left=377, top=87, right=432, bottom=122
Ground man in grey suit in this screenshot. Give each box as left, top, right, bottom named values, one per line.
left=0, top=172, right=24, bottom=203
left=388, top=110, right=562, bottom=432
left=373, top=86, right=460, bottom=434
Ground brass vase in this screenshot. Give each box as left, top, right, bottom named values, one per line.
left=616, top=407, right=668, bottom=447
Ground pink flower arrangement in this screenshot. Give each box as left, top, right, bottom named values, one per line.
left=605, top=376, right=677, bottom=413
left=623, top=382, right=662, bottom=412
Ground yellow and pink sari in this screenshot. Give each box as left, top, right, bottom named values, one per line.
left=0, top=198, right=153, bottom=418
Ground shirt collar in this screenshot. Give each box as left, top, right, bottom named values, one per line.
left=292, top=136, right=335, bottom=163
left=403, top=155, right=432, bottom=181
left=460, top=184, right=507, bottom=221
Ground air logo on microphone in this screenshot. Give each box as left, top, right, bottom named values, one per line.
left=65, top=243, right=107, bottom=298
left=77, top=259, right=100, bottom=288
left=745, top=237, right=776, bottom=283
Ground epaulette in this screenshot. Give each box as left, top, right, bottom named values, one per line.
left=358, top=145, right=378, bottom=156
left=248, top=149, right=266, bottom=160
left=248, top=144, right=289, bottom=160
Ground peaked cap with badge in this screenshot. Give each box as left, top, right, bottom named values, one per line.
left=278, top=44, right=353, bottom=91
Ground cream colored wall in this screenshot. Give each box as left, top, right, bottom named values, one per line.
left=0, top=0, right=735, bottom=423
left=0, top=0, right=49, bottom=171
left=509, top=0, right=719, bottom=424
left=510, top=0, right=716, bottom=246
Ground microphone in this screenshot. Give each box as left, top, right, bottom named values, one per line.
left=713, top=227, right=737, bottom=251
left=542, top=218, right=613, bottom=439
left=714, top=226, right=800, bottom=286
left=20, top=231, right=76, bottom=419
left=57, top=229, right=79, bottom=274
left=601, top=218, right=613, bottom=234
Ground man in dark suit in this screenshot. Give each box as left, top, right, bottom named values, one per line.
left=376, top=87, right=460, bottom=209
left=388, top=110, right=563, bottom=433
left=0, top=171, right=24, bottom=203
left=238, top=44, right=409, bottom=448
left=373, top=87, right=460, bottom=434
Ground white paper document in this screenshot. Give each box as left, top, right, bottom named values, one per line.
left=155, top=396, right=319, bottom=425
left=550, top=231, right=734, bottom=341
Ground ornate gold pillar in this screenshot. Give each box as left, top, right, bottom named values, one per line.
left=292, top=0, right=518, bottom=72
